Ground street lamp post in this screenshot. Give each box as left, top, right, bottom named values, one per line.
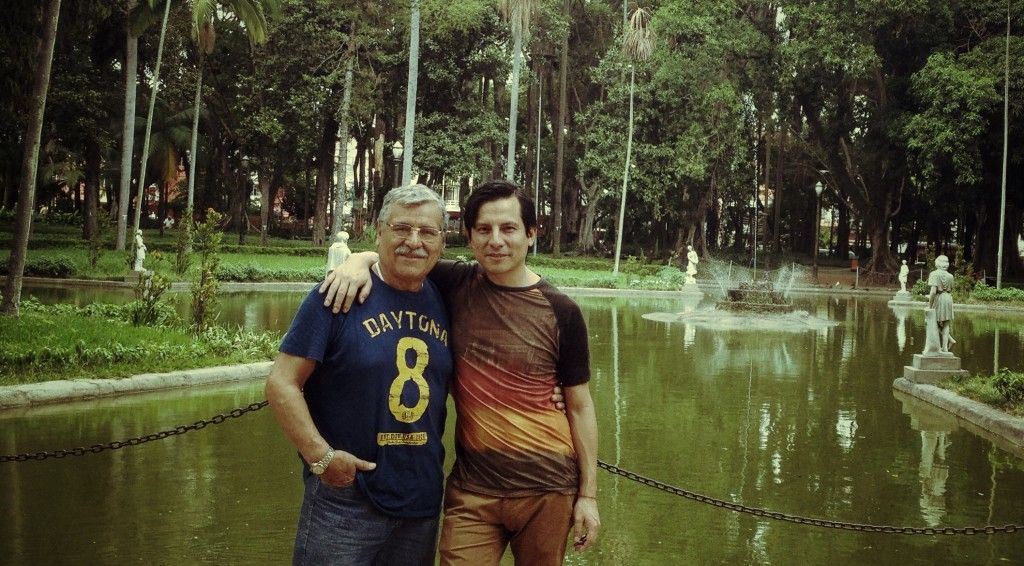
left=392, top=141, right=404, bottom=189
left=813, top=181, right=823, bottom=282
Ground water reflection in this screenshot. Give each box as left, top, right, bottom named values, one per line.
left=4, top=289, right=1024, bottom=564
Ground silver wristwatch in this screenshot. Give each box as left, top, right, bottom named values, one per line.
left=309, top=448, right=335, bottom=476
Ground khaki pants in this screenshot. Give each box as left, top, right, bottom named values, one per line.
left=439, top=483, right=574, bottom=566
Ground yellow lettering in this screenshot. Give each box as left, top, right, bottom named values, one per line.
left=388, top=337, right=430, bottom=423
left=362, top=318, right=381, bottom=337
left=419, top=315, right=430, bottom=333
left=390, top=311, right=403, bottom=328
left=378, top=314, right=394, bottom=333
left=377, top=432, right=428, bottom=446
left=405, top=311, right=416, bottom=328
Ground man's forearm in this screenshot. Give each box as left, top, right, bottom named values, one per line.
left=565, top=386, right=599, bottom=498
left=265, top=357, right=328, bottom=463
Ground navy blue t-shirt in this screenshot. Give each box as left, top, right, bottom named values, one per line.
left=279, top=273, right=452, bottom=518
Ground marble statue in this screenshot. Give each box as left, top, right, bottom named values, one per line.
left=685, top=245, right=699, bottom=285
left=326, top=231, right=352, bottom=274
left=133, top=229, right=146, bottom=271
left=926, top=255, right=955, bottom=353
left=898, top=260, right=909, bottom=293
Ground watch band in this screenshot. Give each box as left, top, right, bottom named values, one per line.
left=310, top=447, right=335, bottom=475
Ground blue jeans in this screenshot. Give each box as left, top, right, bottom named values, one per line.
left=293, top=475, right=439, bottom=566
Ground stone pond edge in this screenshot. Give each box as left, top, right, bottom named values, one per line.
left=893, top=377, right=1024, bottom=451
left=0, top=361, right=273, bottom=410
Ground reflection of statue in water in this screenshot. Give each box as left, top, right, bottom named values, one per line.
left=685, top=245, right=698, bottom=285
left=927, top=255, right=955, bottom=352
left=898, top=260, right=909, bottom=293
left=133, top=229, right=146, bottom=271
left=918, top=431, right=950, bottom=527
left=326, top=231, right=351, bottom=274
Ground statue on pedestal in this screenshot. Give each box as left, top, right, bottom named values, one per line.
left=133, top=229, right=146, bottom=271
left=326, top=231, right=351, bottom=274
left=898, top=260, right=909, bottom=293
left=927, top=255, right=955, bottom=353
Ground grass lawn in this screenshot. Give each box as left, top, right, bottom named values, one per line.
left=943, top=371, right=1024, bottom=418
left=0, top=301, right=278, bottom=386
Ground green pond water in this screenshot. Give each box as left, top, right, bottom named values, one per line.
left=2, top=288, right=1024, bottom=565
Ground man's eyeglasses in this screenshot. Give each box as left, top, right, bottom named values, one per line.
left=386, top=222, right=444, bottom=243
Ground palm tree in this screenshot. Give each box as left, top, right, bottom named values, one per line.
left=186, top=0, right=279, bottom=216
left=613, top=7, right=652, bottom=274
left=116, top=0, right=139, bottom=251
left=2, top=0, right=62, bottom=316
left=499, top=0, right=539, bottom=180
left=130, top=0, right=173, bottom=243
left=401, top=0, right=420, bottom=187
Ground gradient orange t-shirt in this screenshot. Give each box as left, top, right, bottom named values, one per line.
left=430, top=260, right=591, bottom=497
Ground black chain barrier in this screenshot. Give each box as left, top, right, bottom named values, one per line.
left=598, top=460, right=1021, bottom=535
left=0, top=401, right=268, bottom=462
left=3, top=401, right=1021, bottom=535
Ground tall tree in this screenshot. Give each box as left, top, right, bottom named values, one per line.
left=613, top=7, right=652, bottom=273
left=499, top=0, right=539, bottom=180
left=130, top=0, right=173, bottom=241
left=401, top=0, right=421, bottom=187
left=116, top=0, right=140, bottom=250
left=2, top=0, right=63, bottom=316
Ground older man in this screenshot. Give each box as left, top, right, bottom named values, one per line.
left=266, top=184, right=452, bottom=566
left=323, top=180, right=600, bottom=565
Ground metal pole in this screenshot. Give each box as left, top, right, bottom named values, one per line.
left=533, top=73, right=542, bottom=256
left=813, top=196, right=821, bottom=281
left=996, top=0, right=1010, bottom=289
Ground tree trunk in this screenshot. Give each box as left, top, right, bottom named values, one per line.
left=259, top=168, right=271, bottom=246
left=401, top=0, right=420, bottom=187
left=552, top=16, right=569, bottom=255
left=504, top=29, right=523, bottom=180
left=116, top=5, right=138, bottom=250
left=131, top=0, right=172, bottom=240
left=577, top=176, right=598, bottom=253
left=83, top=138, right=101, bottom=240
left=2, top=0, right=62, bottom=316
left=187, top=55, right=204, bottom=212
left=332, top=52, right=354, bottom=235
left=313, top=116, right=339, bottom=246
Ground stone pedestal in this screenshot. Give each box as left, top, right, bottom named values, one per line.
left=893, top=290, right=912, bottom=302
left=680, top=280, right=703, bottom=298
left=903, top=353, right=968, bottom=385
left=125, top=269, right=151, bottom=283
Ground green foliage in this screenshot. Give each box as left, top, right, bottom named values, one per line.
left=33, top=211, right=82, bottom=226
left=0, top=255, right=79, bottom=278
left=993, top=369, right=1024, bottom=405
left=970, top=281, right=1024, bottom=304
left=191, top=210, right=223, bottom=333
left=1, top=299, right=279, bottom=384
left=125, top=271, right=178, bottom=327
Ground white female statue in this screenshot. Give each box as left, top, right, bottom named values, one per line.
left=927, top=255, right=955, bottom=353
left=326, top=231, right=351, bottom=274
left=898, top=260, right=909, bottom=293
left=685, top=245, right=699, bottom=285
left=133, top=229, right=146, bottom=271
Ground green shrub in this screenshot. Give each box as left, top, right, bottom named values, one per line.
left=970, top=281, right=1024, bottom=303
left=175, top=210, right=193, bottom=275
left=192, top=210, right=224, bottom=333
left=993, top=369, right=1024, bottom=404
left=126, top=272, right=177, bottom=327
left=5, top=255, right=79, bottom=278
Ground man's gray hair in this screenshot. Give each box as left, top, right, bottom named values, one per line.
left=377, top=184, right=448, bottom=227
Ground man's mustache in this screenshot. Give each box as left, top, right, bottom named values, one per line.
left=395, top=245, right=429, bottom=258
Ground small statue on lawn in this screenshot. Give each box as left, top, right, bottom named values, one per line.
left=326, top=231, right=351, bottom=274
left=133, top=229, right=147, bottom=271
left=685, top=245, right=699, bottom=285
left=898, top=260, right=909, bottom=294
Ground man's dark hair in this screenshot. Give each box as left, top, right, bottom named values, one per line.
left=462, top=180, right=537, bottom=232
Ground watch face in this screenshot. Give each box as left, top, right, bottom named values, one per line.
left=311, top=463, right=325, bottom=475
